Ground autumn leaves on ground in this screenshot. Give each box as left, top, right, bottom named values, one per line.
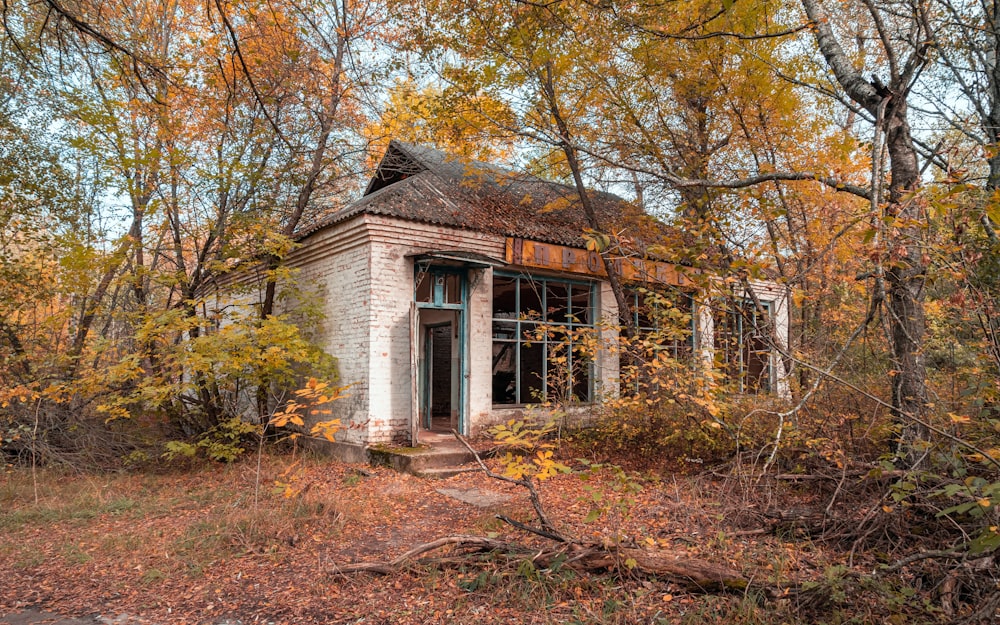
left=0, top=440, right=960, bottom=625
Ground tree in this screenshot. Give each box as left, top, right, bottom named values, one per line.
left=794, top=0, right=933, bottom=461
left=401, top=0, right=950, bottom=463
left=363, top=77, right=516, bottom=164
left=1, top=0, right=386, bottom=461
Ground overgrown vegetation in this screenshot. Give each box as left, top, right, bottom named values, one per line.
left=3, top=0, right=1000, bottom=621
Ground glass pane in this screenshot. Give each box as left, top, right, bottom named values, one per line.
left=676, top=291, right=693, bottom=315
left=519, top=320, right=543, bottom=344
left=492, top=342, right=517, bottom=404
left=636, top=292, right=654, bottom=330
left=546, top=341, right=570, bottom=400
left=433, top=274, right=446, bottom=305
left=492, top=321, right=517, bottom=340
left=445, top=273, right=462, bottom=304
left=571, top=359, right=592, bottom=402
left=545, top=282, right=569, bottom=323
left=493, top=275, right=517, bottom=318
left=745, top=341, right=770, bottom=393
left=680, top=293, right=695, bottom=355
left=519, top=278, right=542, bottom=319
left=520, top=341, right=544, bottom=403
left=570, top=285, right=593, bottom=324
left=714, top=308, right=740, bottom=382
left=415, top=270, right=431, bottom=302
left=744, top=308, right=771, bottom=393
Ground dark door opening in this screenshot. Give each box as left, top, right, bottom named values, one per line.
left=412, top=263, right=468, bottom=443
left=429, top=324, right=452, bottom=424
left=426, top=322, right=455, bottom=432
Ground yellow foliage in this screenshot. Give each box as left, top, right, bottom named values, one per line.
left=269, top=378, right=349, bottom=443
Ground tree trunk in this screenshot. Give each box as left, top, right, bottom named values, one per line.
left=801, top=0, right=930, bottom=464
left=539, top=63, right=634, bottom=332
left=883, top=90, right=930, bottom=460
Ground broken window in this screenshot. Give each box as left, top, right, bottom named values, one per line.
left=619, top=287, right=695, bottom=396
left=415, top=267, right=463, bottom=305
left=625, top=287, right=695, bottom=359
left=492, top=272, right=595, bottom=405
left=713, top=300, right=772, bottom=393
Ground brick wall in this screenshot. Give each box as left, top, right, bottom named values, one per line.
left=365, top=216, right=505, bottom=443
left=281, top=220, right=373, bottom=445
left=263, top=213, right=792, bottom=449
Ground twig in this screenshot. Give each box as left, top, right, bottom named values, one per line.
left=452, top=429, right=563, bottom=538
left=825, top=462, right=850, bottom=518
left=882, top=548, right=978, bottom=573
left=496, top=514, right=568, bottom=543
left=728, top=528, right=771, bottom=537
left=849, top=491, right=893, bottom=565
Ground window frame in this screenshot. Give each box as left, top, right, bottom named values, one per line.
left=414, top=265, right=466, bottom=310
left=624, top=286, right=697, bottom=359
left=713, top=299, right=773, bottom=394
left=491, top=271, right=596, bottom=406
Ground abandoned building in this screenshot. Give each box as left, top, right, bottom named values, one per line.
left=223, top=141, right=789, bottom=455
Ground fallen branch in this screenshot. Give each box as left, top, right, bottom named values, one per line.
left=533, top=544, right=748, bottom=590
left=769, top=469, right=903, bottom=481
left=332, top=535, right=748, bottom=590
left=883, top=548, right=991, bottom=573
left=331, top=535, right=509, bottom=574
left=496, top=514, right=567, bottom=543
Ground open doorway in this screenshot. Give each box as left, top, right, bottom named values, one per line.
left=425, top=321, right=457, bottom=432
left=411, top=263, right=469, bottom=445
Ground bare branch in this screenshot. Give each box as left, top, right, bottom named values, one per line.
left=40, top=0, right=161, bottom=75
left=860, top=0, right=899, bottom=81
left=331, top=535, right=510, bottom=574
left=676, top=171, right=872, bottom=200
left=452, top=429, right=564, bottom=537
left=638, top=23, right=809, bottom=42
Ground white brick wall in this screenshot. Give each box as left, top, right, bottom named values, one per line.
left=258, top=213, right=794, bottom=449
left=365, top=216, right=505, bottom=443
left=284, top=219, right=373, bottom=445
left=467, top=266, right=493, bottom=431
left=285, top=215, right=510, bottom=445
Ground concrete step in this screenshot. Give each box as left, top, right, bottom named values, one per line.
left=367, top=442, right=493, bottom=476
left=413, top=465, right=481, bottom=479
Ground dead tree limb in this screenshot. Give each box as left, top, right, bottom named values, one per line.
left=331, top=535, right=510, bottom=574
left=332, top=536, right=748, bottom=590
left=496, top=514, right=567, bottom=543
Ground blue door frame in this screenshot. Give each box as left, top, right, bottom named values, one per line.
left=415, top=266, right=468, bottom=435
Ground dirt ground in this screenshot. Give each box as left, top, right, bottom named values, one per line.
left=0, top=454, right=850, bottom=624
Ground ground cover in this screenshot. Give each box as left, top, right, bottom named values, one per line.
left=0, top=451, right=969, bottom=624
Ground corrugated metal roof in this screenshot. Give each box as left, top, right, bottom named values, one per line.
left=297, top=140, right=675, bottom=252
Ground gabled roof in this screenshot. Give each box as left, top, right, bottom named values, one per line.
left=296, top=140, right=673, bottom=252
